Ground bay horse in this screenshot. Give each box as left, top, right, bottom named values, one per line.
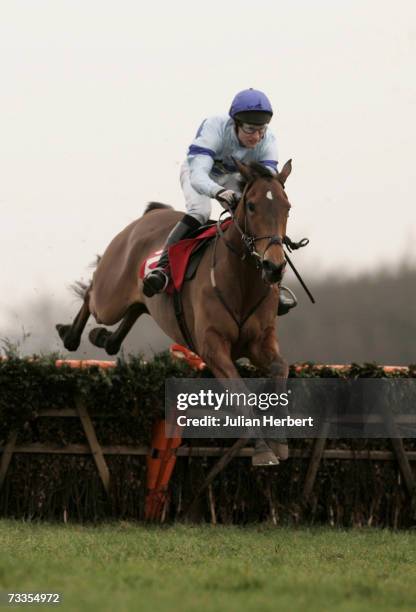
left=57, top=158, right=293, bottom=466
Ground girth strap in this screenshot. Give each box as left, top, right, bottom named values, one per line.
left=173, top=290, right=197, bottom=353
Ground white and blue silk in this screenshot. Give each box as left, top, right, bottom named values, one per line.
left=180, top=115, right=279, bottom=224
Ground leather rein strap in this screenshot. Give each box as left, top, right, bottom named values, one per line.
left=173, top=290, right=197, bottom=353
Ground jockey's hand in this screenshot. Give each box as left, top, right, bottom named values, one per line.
left=215, top=189, right=238, bottom=209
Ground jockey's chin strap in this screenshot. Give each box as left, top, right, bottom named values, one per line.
left=216, top=184, right=315, bottom=304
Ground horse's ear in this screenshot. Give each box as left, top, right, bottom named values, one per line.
left=233, top=157, right=253, bottom=181
left=278, top=159, right=292, bottom=186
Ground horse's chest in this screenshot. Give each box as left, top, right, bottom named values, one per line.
left=230, top=321, right=263, bottom=351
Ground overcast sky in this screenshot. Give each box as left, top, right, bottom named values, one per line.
left=1, top=0, right=415, bottom=330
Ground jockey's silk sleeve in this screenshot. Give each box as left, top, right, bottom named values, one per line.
left=258, top=132, right=279, bottom=175
left=186, top=115, right=279, bottom=197
left=187, top=118, right=224, bottom=197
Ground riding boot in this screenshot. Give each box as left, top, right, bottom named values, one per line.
left=278, top=285, right=298, bottom=316
left=142, top=214, right=201, bottom=298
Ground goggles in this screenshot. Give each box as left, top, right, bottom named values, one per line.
left=239, top=123, right=268, bottom=136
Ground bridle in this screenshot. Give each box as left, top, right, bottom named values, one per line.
left=210, top=176, right=314, bottom=332
left=215, top=179, right=285, bottom=270
left=209, top=177, right=289, bottom=332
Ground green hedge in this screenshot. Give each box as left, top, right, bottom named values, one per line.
left=0, top=353, right=415, bottom=525
left=1, top=353, right=414, bottom=442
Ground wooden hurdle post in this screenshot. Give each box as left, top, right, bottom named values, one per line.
left=0, top=360, right=115, bottom=497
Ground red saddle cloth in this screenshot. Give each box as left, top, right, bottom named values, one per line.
left=139, top=219, right=231, bottom=293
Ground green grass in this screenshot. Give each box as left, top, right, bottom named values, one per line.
left=0, top=521, right=415, bottom=612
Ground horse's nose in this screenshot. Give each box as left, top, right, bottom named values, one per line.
left=262, top=259, right=286, bottom=284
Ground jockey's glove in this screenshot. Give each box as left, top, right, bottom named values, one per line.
left=215, top=189, right=238, bottom=210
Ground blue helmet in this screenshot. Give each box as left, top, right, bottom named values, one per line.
left=229, top=88, right=273, bottom=125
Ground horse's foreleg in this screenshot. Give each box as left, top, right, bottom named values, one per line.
left=201, top=330, right=280, bottom=463
left=56, top=291, right=91, bottom=351
left=200, top=329, right=241, bottom=379
left=185, top=331, right=278, bottom=517
left=249, top=326, right=288, bottom=378
left=249, top=326, right=289, bottom=460
left=89, top=302, right=148, bottom=355
left=200, top=330, right=277, bottom=466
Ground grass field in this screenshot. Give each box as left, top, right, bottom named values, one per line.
left=0, top=521, right=415, bottom=611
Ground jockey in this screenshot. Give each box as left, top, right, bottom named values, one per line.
left=143, top=88, right=297, bottom=315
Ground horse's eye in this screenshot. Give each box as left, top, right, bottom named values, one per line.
left=247, top=202, right=255, bottom=213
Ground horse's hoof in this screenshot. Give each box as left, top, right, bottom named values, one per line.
left=56, top=323, right=69, bottom=340
left=105, top=341, right=120, bottom=356
left=252, top=452, right=279, bottom=467
left=266, top=439, right=289, bottom=461
left=89, top=327, right=111, bottom=349
left=56, top=324, right=80, bottom=351
left=252, top=440, right=279, bottom=467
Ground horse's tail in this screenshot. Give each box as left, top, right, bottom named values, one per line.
left=143, top=202, right=173, bottom=215
left=70, top=280, right=91, bottom=300
left=70, top=255, right=101, bottom=300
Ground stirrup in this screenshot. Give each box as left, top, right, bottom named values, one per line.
left=142, top=268, right=169, bottom=297
left=278, top=285, right=298, bottom=316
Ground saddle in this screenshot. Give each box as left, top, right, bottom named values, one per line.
left=177, top=222, right=217, bottom=283
left=140, top=219, right=232, bottom=294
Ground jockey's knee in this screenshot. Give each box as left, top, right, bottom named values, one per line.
left=187, top=210, right=209, bottom=225
left=185, top=200, right=211, bottom=225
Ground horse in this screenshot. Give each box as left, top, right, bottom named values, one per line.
left=56, top=158, right=293, bottom=467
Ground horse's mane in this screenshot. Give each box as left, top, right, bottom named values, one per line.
left=238, top=161, right=275, bottom=191
left=143, top=202, right=173, bottom=215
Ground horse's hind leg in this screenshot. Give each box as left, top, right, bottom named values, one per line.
left=89, top=302, right=148, bottom=355
left=56, top=291, right=91, bottom=351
